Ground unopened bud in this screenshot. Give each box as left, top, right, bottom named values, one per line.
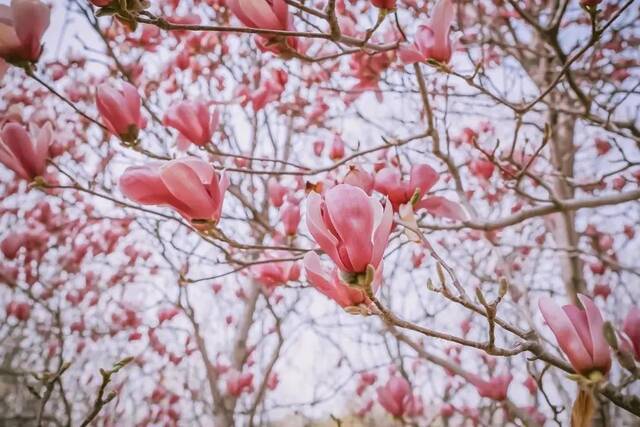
left=427, top=278, right=436, bottom=291
left=498, top=277, right=509, bottom=298
left=617, top=348, right=638, bottom=373
left=436, top=263, right=446, bottom=285
left=602, top=321, right=618, bottom=350
left=475, top=287, right=488, bottom=306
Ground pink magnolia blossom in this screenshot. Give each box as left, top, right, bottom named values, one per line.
left=399, top=0, right=454, bottom=64
left=280, top=202, right=300, bottom=236
left=621, top=308, right=640, bottom=360
left=96, top=81, right=143, bottom=142
left=0, top=0, right=50, bottom=63
left=306, top=184, right=393, bottom=274
left=304, top=251, right=382, bottom=308
left=226, top=371, right=254, bottom=397
left=469, top=159, right=495, bottom=180
left=1, top=231, right=25, bottom=259
left=329, top=136, right=345, bottom=160
left=0, top=122, right=52, bottom=181
left=374, top=164, right=466, bottom=221
left=163, top=101, right=219, bottom=148
left=376, top=375, right=422, bottom=418
left=119, top=158, right=229, bottom=226
left=538, top=294, right=611, bottom=376
left=313, top=140, right=324, bottom=156
left=356, top=372, right=377, bottom=396
left=228, top=0, right=300, bottom=55
left=6, top=301, right=30, bottom=321
left=342, top=165, right=374, bottom=195
left=467, top=373, right=512, bottom=401
left=267, top=178, right=287, bottom=207
left=251, top=259, right=300, bottom=289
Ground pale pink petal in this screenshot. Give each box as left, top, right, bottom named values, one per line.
left=306, top=192, right=344, bottom=271
left=11, top=0, right=50, bottom=61
left=120, top=165, right=186, bottom=208
left=539, top=297, right=593, bottom=375
left=578, top=294, right=611, bottom=373
left=0, top=138, right=29, bottom=180
left=370, top=199, right=393, bottom=268
left=0, top=123, right=37, bottom=177
left=416, top=196, right=466, bottom=221
left=160, top=161, right=215, bottom=219
left=324, top=185, right=374, bottom=272
left=409, top=164, right=438, bottom=198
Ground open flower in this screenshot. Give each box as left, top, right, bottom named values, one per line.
left=304, top=251, right=382, bottom=309
left=376, top=375, right=423, bottom=418
left=0, top=0, right=50, bottom=63
left=374, top=164, right=466, bottom=221
left=0, top=122, right=51, bottom=181
left=251, top=259, right=300, bottom=289
left=119, top=158, right=229, bottom=226
left=399, top=0, right=455, bottom=64
left=306, top=184, right=393, bottom=275
left=467, top=373, right=512, bottom=401
left=538, top=294, right=611, bottom=376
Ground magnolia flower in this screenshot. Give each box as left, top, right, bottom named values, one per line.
left=306, top=184, right=393, bottom=275
left=329, top=136, right=345, bottom=160
left=164, top=101, right=219, bottom=148
left=1, top=231, right=25, bottom=259
left=96, top=81, right=143, bottom=142
left=399, top=0, right=455, bottom=64
left=342, top=165, right=374, bottom=195
left=539, top=294, right=611, bottom=376
left=226, top=371, right=254, bottom=397
left=280, top=202, right=300, bottom=236
left=468, top=373, right=512, bottom=401
left=267, top=178, right=287, bottom=207
left=119, top=158, right=229, bottom=226
left=356, top=372, right=377, bottom=396
left=304, top=251, right=382, bottom=309
left=0, top=122, right=52, bottom=181
left=0, top=0, right=50, bottom=63
left=374, top=164, right=466, bottom=221
left=376, top=375, right=423, bottom=418
left=469, top=159, right=495, bottom=180
left=251, top=259, right=300, bottom=289
left=227, top=0, right=299, bottom=55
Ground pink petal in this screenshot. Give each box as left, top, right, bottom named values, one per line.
left=429, top=0, right=454, bottom=62
left=416, top=196, right=466, bottom=221
left=538, top=296, right=593, bottom=375
left=370, top=198, right=393, bottom=268
left=0, top=123, right=36, bottom=178
left=306, top=192, right=344, bottom=271
left=0, top=129, right=30, bottom=180
left=324, top=184, right=374, bottom=273
left=409, top=164, right=438, bottom=198
left=398, top=44, right=424, bottom=65
left=374, top=167, right=406, bottom=207
left=11, top=0, right=50, bottom=61
left=578, top=294, right=611, bottom=373
left=160, top=161, right=215, bottom=220
left=120, top=165, right=189, bottom=212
